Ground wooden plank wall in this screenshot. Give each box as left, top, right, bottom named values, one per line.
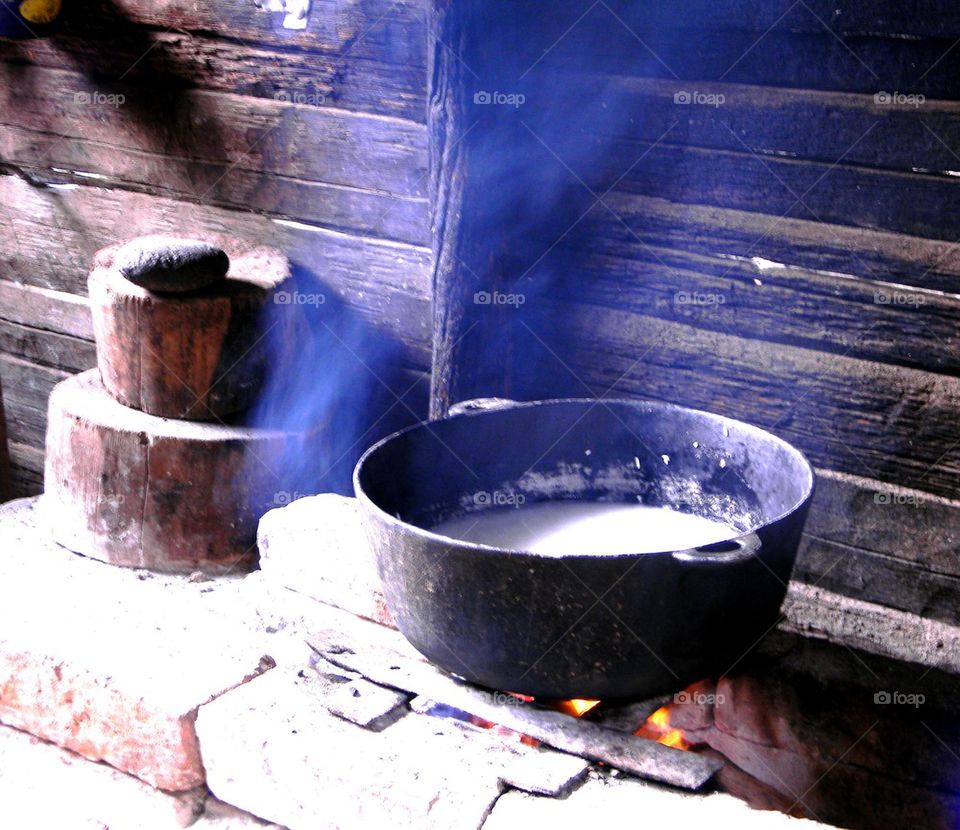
left=444, top=1, right=960, bottom=624
left=0, top=0, right=433, bottom=496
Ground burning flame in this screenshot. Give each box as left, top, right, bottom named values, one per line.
left=636, top=705, right=690, bottom=750
left=556, top=698, right=601, bottom=718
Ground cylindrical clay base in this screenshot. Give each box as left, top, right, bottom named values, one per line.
left=44, top=370, right=305, bottom=573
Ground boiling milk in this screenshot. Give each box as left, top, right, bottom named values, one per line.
left=431, top=501, right=737, bottom=555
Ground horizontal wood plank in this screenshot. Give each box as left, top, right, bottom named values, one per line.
left=581, top=140, right=960, bottom=241
left=0, top=355, right=67, bottom=450
left=0, top=1, right=428, bottom=121
left=513, top=301, right=960, bottom=499
left=0, top=176, right=432, bottom=368
left=565, top=75, right=960, bottom=175
left=590, top=192, right=960, bottom=294
left=0, top=282, right=93, bottom=339
left=0, top=63, right=429, bottom=245
left=543, top=205, right=960, bottom=376
left=6, top=442, right=43, bottom=498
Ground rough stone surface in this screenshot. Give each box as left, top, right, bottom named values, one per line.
left=325, top=678, right=408, bottom=729
left=0, top=724, right=206, bottom=828
left=115, top=235, right=229, bottom=293
left=257, top=494, right=394, bottom=626
left=0, top=498, right=278, bottom=791
left=196, top=668, right=518, bottom=830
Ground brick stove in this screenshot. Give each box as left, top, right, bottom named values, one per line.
left=3, top=483, right=960, bottom=828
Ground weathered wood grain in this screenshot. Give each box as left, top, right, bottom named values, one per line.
left=0, top=377, right=10, bottom=503
left=89, top=238, right=294, bottom=421
left=0, top=355, right=67, bottom=451
left=0, top=177, right=432, bottom=368
left=514, top=301, right=960, bottom=500
left=806, top=469, right=960, bottom=578
left=0, top=1, right=428, bottom=121
left=795, top=536, right=960, bottom=626
left=0, top=63, right=429, bottom=245
left=560, top=75, right=960, bottom=175
left=589, top=193, right=960, bottom=294
left=584, top=140, right=960, bottom=241
left=6, top=442, right=42, bottom=498
left=541, top=211, right=960, bottom=376
left=0, top=320, right=95, bottom=374
left=0, top=282, right=93, bottom=340
left=44, top=369, right=306, bottom=572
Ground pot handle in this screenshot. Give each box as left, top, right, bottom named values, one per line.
left=671, top=532, right=761, bottom=565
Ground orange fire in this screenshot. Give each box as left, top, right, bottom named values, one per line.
left=555, top=698, right=601, bottom=718
left=636, top=705, right=690, bottom=750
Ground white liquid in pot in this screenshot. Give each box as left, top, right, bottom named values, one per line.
left=430, top=501, right=739, bottom=555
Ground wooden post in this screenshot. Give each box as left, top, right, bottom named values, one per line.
left=0, top=376, right=11, bottom=502
left=428, top=2, right=595, bottom=417
left=427, top=2, right=637, bottom=417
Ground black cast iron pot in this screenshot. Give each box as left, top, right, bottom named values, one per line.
left=354, top=398, right=815, bottom=700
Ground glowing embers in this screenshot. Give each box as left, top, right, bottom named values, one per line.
left=635, top=705, right=691, bottom=751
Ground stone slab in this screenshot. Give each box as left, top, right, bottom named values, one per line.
left=0, top=498, right=279, bottom=790
left=256, top=494, right=393, bottom=626
left=196, top=668, right=519, bottom=830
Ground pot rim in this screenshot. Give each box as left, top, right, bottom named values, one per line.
left=353, top=396, right=816, bottom=560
